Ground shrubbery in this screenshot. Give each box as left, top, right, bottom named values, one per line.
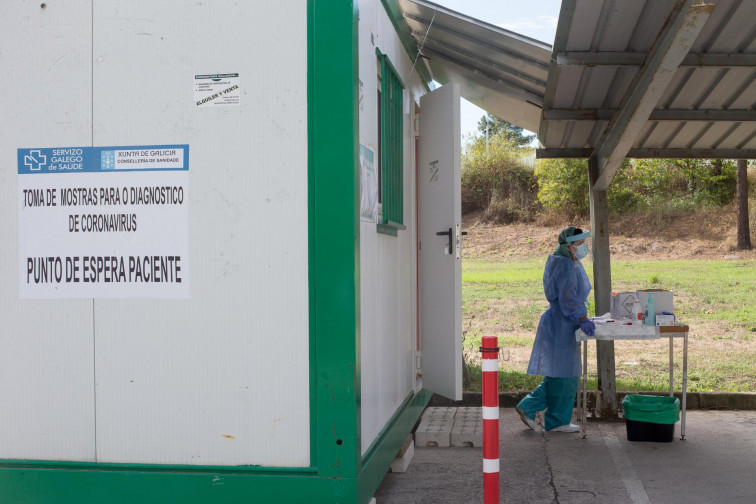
left=462, top=122, right=743, bottom=222
left=461, top=133, right=539, bottom=223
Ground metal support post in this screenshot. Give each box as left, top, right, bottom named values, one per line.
left=589, top=154, right=618, bottom=418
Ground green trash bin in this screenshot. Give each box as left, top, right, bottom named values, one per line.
left=622, top=394, right=680, bottom=442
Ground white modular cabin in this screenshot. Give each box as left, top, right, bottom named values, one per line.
left=0, top=1, right=469, bottom=502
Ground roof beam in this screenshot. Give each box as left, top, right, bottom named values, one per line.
left=592, top=0, right=714, bottom=191
left=556, top=51, right=756, bottom=68
left=543, top=109, right=756, bottom=122
left=536, top=148, right=756, bottom=159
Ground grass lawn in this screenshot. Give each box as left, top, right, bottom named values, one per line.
left=462, top=258, right=756, bottom=393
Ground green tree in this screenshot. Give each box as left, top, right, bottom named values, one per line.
left=533, top=158, right=590, bottom=216
left=461, top=132, right=538, bottom=222
left=476, top=114, right=534, bottom=147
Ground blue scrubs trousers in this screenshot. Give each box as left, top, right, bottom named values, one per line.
left=516, top=376, right=579, bottom=431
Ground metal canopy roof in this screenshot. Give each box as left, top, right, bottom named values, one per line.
left=397, top=0, right=551, bottom=133
left=537, top=0, right=756, bottom=187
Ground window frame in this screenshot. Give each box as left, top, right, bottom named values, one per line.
left=375, top=48, right=406, bottom=236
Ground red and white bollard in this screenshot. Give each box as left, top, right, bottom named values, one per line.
left=481, top=336, right=500, bottom=504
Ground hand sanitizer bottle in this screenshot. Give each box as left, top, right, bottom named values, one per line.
left=645, top=293, right=656, bottom=326
left=632, top=295, right=643, bottom=325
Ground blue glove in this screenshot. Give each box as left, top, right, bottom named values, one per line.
left=580, top=318, right=595, bottom=336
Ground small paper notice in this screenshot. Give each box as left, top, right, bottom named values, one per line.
left=195, top=73, right=240, bottom=107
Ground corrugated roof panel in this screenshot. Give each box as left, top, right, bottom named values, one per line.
left=719, top=123, right=756, bottom=149
left=698, top=122, right=738, bottom=148
left=646, top=122, right=680, bottom=149
left=667, top=68, right=727, bottom=108
left=657, top=68, right=695, bottom=109
left=552, top=66, right=584, bottom=108
left=697, top=68, right=752, bottom=108
left=566, top=0, right=603, bottom=50
left=538, top=0, right=756, bottom=160
left=398, top=0, right=550, bottom=132
left=744, top=133, right=756, bottom=149
left=578, top=67, right=619, bottom=108
left=727, top=73, right=756, bottom=108
left=668, top=122, right=708, bottom=149
left=595, top=1, right=647, bottom=51
left=668, top=122, right=711, bottom=149
left=602, top=67, right=636, bottom=108
left=566, top=121, right=597, bottom=148
left=626, top=1, right=676, bottom=52
left=636, top=122, right=661, bottom=147
left=545, top=121, right=569, bottom=148
left=695, top=0, right=756, bottom=52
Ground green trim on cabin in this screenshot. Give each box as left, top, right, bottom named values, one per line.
left=0, top=464, right=356, bottom=504
left=377, top=222, right=400, bottom=236
left=307, top=0, right=318, bottom=469
left=379, top=0, right=433, bottom=91
left=311, top=0, right=362, bottom=481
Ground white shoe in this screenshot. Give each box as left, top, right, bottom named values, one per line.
left=550, top=423, right=580, bottom=433
left=515, top=408, right=535, bottom=430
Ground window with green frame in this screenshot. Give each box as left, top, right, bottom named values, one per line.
left=376, top=48, right=406, bottom=236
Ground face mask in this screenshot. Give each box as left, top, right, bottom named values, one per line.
left=575, top=243, right=589, bottom=260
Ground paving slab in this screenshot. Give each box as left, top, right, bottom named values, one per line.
left=414, top=406, right=456, bottom=447
left=450, top=406, right=483, bottom=447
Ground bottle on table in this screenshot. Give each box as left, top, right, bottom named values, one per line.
left=632, top=295, right=643, bottom=326
left=645, top=292, right=656, bottom=326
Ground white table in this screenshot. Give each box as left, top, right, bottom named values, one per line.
left=575, top=324, right=690, bottom=440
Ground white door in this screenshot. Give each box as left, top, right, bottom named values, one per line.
left=418, top=83, right=462, bottom=401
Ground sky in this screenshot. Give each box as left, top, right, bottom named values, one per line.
left=431, top=0, right=562, bottom=141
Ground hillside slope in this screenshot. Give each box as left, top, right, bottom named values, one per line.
left=462, top=205, right=756, bottom=261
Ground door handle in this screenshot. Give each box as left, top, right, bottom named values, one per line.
left=436, top=228, right=453, bottom=254
left=437, top=228, right=467, bottom=255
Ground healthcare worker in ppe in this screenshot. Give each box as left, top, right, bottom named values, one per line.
left=516, top=226, right=595, bottom=433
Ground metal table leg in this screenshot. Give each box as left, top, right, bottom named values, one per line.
left=669, top=336, right=674, bottom=397
left=681, top=331, right=688, bottom=440
left=582, top=340, right=588, bottom=439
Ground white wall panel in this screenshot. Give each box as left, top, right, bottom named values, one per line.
left=0, top=1, right=96, bottom=461
left=91, top=1, right=309, bottom=466
left=359, top=0, right=422, bottom=454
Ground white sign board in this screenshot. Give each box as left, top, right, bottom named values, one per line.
left=194, top=73, right=240, bottom=107
left=17, top=145, right=190, bottom=299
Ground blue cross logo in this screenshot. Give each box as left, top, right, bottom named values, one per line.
left=24, top=150, right=47, bottom=171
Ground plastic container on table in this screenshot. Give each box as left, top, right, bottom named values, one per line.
left=622, top=394, right=680, bottom=442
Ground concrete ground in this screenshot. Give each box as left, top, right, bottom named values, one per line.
left=374, top=409, right=756, bottom=503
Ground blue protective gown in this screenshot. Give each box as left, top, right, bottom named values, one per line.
left=517, top=254, right=592, bottom=430
left=527, top=254, right=591, bottom=378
